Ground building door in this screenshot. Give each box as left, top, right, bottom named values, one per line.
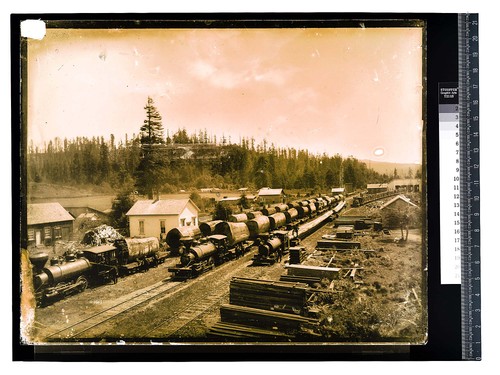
left=62, top=227, right=70, bottom=240
left=35, top=230, right=41, bottom=246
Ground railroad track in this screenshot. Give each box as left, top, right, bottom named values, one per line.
left=43, top=278, right=184, bottom=341
left=143, top=249, right=279, bottom=339
left=42, top=212, right=335, bottom=341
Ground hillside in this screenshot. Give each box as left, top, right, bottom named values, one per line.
left=361, top=160, right=422, bottom=177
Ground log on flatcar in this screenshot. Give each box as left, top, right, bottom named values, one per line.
left=246, top=215, right=271, bottom=238
left=247, top=211, right=263, bottom=220
left=166, top=226, right=202, bottom=253
left=268, top=212, right=287, bottom=231
left=214, top=221, right=251, bottom=247
left=228, top=213, right=248, bottom=223
left=199, top=220, right=223, bottom=237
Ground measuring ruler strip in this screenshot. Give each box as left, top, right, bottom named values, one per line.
left=458, top=13, right=481, bottom=361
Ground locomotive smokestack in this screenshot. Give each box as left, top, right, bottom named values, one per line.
left=29, top=252, right=49, bottom=274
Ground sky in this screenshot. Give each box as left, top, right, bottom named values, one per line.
left=27, top=26, right=423, bottom=163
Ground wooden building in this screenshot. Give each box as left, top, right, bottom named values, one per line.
left=388, top=178, right=422, bottom=192
left=27, top=203, right=75, bottom=247
left=126, top=198, right=200, bottom=239
left=366, top=183, right=389, bottom=194
left=257, top=188, right=286, bottom=205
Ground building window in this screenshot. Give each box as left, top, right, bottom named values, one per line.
left=28, top=228, right=35, bottom=242
left=180, top=218, right=186, bottom=226
left=139, top=220, right=145, bottom=235
left=192, top=217, right=197, bottom=226
left=160, top=220, right=166, bottom=234
left=44, top=227, right=52, bottom=239
left=54, top=227, right=62, bottom=239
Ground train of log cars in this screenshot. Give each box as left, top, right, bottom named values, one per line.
left=167, top=195, right=345, bottom=278
left=29, top=194, right=344, bottom=305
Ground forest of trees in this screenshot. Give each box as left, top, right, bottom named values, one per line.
left=27, top=98, right=394, bottom=196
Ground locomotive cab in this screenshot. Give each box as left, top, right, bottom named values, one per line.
left=82, top=245, right=119, bottom=284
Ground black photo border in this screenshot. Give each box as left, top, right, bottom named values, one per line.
left=12, top=12, right=461, bottom=361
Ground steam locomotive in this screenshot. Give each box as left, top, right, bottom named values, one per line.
left=30, top=237, right=167, bottom=306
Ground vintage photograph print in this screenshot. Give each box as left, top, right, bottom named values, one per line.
left=20, top=19, right=426, bottom=347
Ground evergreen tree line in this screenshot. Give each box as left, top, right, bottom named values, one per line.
left=27, top=97, right=392, bottom=195
left=27, top=135, right=392, bottom=192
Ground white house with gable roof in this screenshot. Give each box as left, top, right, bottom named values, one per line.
left=126, top=198, right=200, bottom=239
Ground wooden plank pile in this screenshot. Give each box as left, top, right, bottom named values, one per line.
left=288, top=246, right=307, bottom=264
left=279, top=275, right=321, bottom=286
left=219, top=304, right=318, bottom=332
left=316, top=239, right=361, bottom=250
left=208, top=277, right=319, bottom=341
left=229, top=277, right=308, bottom=315
left=285, top=264, right=341, bottom=281
left=207, top=322, right=294, bottom=341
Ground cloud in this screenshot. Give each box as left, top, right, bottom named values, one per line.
left=189, top=58, right=293, bottom=89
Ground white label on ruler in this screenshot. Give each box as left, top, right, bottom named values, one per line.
left=439, top=101, right=461, bottom=284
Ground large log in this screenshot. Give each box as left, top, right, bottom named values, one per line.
left=284, top=208, right=299, bottom=223
left=247, top=211, right=263, bottom=220
left=268, top=212, right=287, bottom=230
left=199, top=220, right=223, bottom=237
left=261, top=207, right=276, bottom=216
left=228, top=213, right=248, bottom=223
left=165, top=226, right=201, bottom=249
left=246, top=215, right=271, bottom=238
left=214, top=221, right=250, bottom=247
left=274, top=204, right=289, bottom=212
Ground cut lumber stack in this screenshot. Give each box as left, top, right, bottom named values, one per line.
left=207, top=322, right=294, bottom=341
left=229, top=277, right=308, bottom=315
left=289, top=246, right=307, bottom=264
left=285, top=264, right=340, bottom=281
left=219, top=304, right=318, bottom=331
left=316, top=239, right=361, bottom=250
left=279, top=275, right=321, bottom=286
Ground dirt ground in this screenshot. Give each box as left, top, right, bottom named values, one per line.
left=22, top=203, right=425, bottom=345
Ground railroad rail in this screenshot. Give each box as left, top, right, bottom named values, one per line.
left=43, top=279, right=183, bottom=341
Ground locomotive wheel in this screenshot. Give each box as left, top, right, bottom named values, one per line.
left=76, top=276, right=88, bottom=292
left=207, top=256, right=215, bottom=269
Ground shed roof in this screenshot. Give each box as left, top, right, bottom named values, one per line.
left=220, top=196, right=240, bottom=202
left=126, top=198, right=200, bottom=216
left=380, top=195, right=418, bottom=210
left=390, top=178, right=422, bottom=186
left=258, top=188, right=284, bottom=196
left=367, top=183, right=388, bottom=189
left=331, top=187, right=345, bottom=193
left=27, top=203, right=74, bottom=226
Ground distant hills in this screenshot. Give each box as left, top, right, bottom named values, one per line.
left=361, top=160, right=422, bottom=177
